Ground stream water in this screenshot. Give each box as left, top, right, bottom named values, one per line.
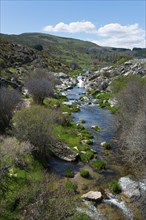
left=49, top=75, right=138, bottom=220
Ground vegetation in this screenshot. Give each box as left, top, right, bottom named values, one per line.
left=65, top=169, right=74, bottom=178
left=91, top=160, right=106, bottom=171
left=0, top=87, right=21, bottom=133
left=12, top=106, right=57, bottom=158
left=80, top=169, right=90, bottom=178
left=25, top=69, right=57, bottom=104
left=108, top=180, right=121, bottom=194
left=102, top=142, right=111, bottom=150
left=113, top=76, right=146, bottom=177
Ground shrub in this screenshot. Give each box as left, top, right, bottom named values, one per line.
left=108, top=180, right=121, bottom=194
left=80, top=169, right=89, bottom=178
left=102, top=142, right=111, bottom=150
left=65, top=169, right=74, bottom=178
left=0, top=87, right=21, bottom=132
left=25, top=69, right=58, bottom=104
left=91, top=160, right=106, bottom=171
left=115, top=77, right=146, bottom=177
left=12, top=106, right=56, bottom=157
left=25, top=78, right=54, bottom=104
left=65, top=180, right=77, bottom=192
left=80, top=150, right=94, bottom=163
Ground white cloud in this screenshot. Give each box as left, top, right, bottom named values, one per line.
left=43, top=21, right=146, bottom=49
left=43, top=21, right=97, bottom=33
left=94, top=23, right=146, bottom=49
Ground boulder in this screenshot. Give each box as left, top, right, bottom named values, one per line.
left=81, top=191, right=102, bottom=201
left=57, top=72, right=69, bottom=79
left=50, top=141, right=78, bottom=161
left=119, top=177, right=140, bottom=200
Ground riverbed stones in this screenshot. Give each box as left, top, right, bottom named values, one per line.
left=119, top=177, right=140, bottom=201
left=81, top=191, right=102, bottom=201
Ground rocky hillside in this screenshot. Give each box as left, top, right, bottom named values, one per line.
left=1, top=32, right=145, bottom=70
left=0, top=33, right=146, bottom=90
left=84, top=59, right=146, bottom=93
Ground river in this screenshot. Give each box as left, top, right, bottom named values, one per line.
left=49, top=75, right=143, bottom=220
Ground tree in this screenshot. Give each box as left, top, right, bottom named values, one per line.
left=12, top=106, right=56, bottom=157
left=25, top=69, right=57, bottom=104
left=0, top=87, right=21, bottom=132
left=25, top=78, right=54, bottom=104
left=115, top=77, right=146, bottom=178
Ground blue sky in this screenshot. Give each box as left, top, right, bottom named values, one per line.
left=1, top=0, right=146, bottom=49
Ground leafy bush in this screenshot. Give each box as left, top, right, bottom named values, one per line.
left=108, top=180, right=121, bottom=194
left=65, top=169, right=74, bottom=178
left=12, top=106, right=56, bottom=157
left=91, top=160, right=106, bottom=171
left=80, top=169, right=89, bottom=178
left=0, top=87, right=21, bottom=132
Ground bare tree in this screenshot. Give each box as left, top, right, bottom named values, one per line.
left=25, top=69, right=59, bottom=104
left=116, top=78, right=146, bottom=178
left=0, top=87, right=21, bottom=132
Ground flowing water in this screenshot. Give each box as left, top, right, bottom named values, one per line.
left=49, top=75, right=136, bottom=219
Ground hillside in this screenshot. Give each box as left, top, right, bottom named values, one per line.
left=0, top=32, right=146, bottom=89
left=2, top=32, right=145, bottom=70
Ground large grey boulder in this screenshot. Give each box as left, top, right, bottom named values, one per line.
left=119, top=177, right=140, bottom=200
left=81, top=191, right=102, bottom=201
left=50, top=141, right=78, bottom=161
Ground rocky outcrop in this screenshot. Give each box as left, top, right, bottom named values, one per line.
left=50, top=141, right=78, bottom=161
left=85, top=60, right=146, bottom=93
left=119, top=177, right=141, bottom=201
left=81, top=191, right=102, bottom=201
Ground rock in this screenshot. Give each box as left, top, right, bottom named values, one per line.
left=50, top=141, right=78, bottom=161
left=63, top=101, right=72, bottom=106
left=91, top=125, right=100, bottom=132
left=81, top=191, right=102, bottom=201
left=119, top=177, right=140, bottom=201
left=57, top=72, right=69, bottom=79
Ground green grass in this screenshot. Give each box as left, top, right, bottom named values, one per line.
left=80, top=169, right=90, bottom=178
left=65, top=169, right=74, bottom=178
left=80, top=150, right=95, bottom=163
left=65, top=180, right=77, bottom=192
left=108, top=180, right=121, bottom=194
left=0, top=154, right=44, bottom=220
left=91, top=160, right=106, bottom=171
left=102, top=142, right=111, bottom=150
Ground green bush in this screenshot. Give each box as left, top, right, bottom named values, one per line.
left=65, top=169, right=74, bottom=178
left=80, top=119, right=86, bottom=124
left=80, top=169, right=89, bottom=178
left=80, top=150, right=95, bottom=163
left=91, top=160, right=106, bottom=171
left=12, top=106, right=56, bottom=157
left=102, top=142, right=111, bottom=150
left=108, top=180, right=121, bottom=194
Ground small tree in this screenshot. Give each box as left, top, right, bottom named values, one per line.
left=12, top=106, right=56, bottom=157
left=25, top=69, right=57, bottom=104
left=0, top=87, right=21, bottom=132
left=25, top=78, right=53, bottom=105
